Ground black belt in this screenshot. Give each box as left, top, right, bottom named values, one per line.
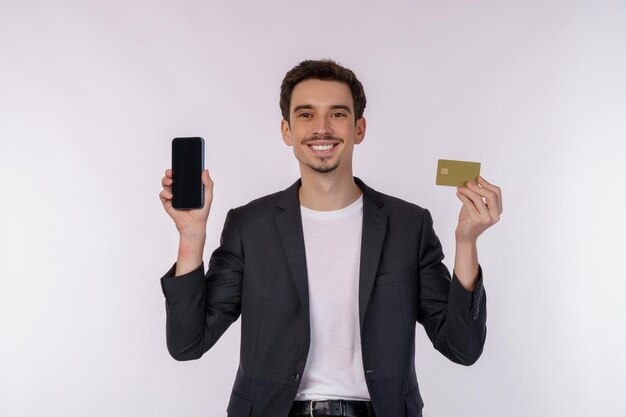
left=289, top=399, right=376, bottom=417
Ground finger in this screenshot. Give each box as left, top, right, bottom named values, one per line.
left=160, top=193, right=172, bottom=211
left=159, top=189, right=173, bottom=203
left=203, top=169, right=214, bottom=188
left=162, top=176, right=172, bottom=187
left=465, top=181, right=499, bottom=219
left=477, top=177, right=502, bottom=209
left=477, top=176, right=503, bottom=213
left=458, top=185, right=491, bottom=219
left=165, top=168, right=172, bottom=178
left=456, top=191, right=480, bottom=217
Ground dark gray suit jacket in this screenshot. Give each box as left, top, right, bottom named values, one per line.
left=160, top=176, right=487, bottom=417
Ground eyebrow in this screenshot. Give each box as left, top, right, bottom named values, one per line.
left=292, top=104, right=352, bottom=113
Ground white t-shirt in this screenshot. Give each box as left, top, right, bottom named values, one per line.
left=295, top=193, right=370, bottom=401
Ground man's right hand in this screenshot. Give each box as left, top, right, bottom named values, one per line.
left=160, top=168, right=214, bottom=236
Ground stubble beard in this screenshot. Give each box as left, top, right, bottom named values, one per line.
left=308, top=158, right=340, bottom=174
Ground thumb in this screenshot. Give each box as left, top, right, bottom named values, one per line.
left=202, top=169, right=212, bottom=188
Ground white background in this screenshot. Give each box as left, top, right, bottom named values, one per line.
left=1, top=1, right=625, bottom=416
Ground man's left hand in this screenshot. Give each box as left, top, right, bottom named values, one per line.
left=455, top=176, right=503, bottom=242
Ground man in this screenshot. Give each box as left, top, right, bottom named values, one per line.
left=158, top=59, right=503, bottom=417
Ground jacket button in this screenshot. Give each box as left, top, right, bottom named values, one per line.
left=292, top=372, right=300, bottom=382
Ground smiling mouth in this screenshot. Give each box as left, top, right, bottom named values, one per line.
left=308, top=143, right=339, bottom=155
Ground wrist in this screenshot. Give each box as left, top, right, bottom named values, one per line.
left=179, top=227, right=207, bottom=240
left=455, top=237, right=477, bottom=247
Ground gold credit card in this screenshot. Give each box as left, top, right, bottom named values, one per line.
left=436, top=159, right=481, bottom=187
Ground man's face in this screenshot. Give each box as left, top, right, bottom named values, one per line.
left=281, top=79, right=366, bottom=175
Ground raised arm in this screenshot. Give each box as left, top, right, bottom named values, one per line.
left=157, top=168, right=244, bottom=361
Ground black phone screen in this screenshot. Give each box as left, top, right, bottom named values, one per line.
left=171, top=137, right=204, bottom=209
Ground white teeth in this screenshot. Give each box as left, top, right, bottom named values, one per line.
left=311, top=144, right=334, bottom=151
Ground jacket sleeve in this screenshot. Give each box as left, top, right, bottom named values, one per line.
left=159, top=208, right=244, bottom=361
left=416, top=208, right=487, bottom=366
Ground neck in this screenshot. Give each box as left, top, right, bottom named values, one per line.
left=298, top=170, right=362, bottom=211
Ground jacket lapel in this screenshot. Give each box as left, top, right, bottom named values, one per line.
left=354, top=177, right=387, bottom=329
left=275, top=176, right=388, bottom=330
left=275, top=178, right=311, bottom=315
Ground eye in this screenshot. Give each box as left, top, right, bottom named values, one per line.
left=298, top=112, right=312, bottom=118
left=332, top=112, right=347, bottom=117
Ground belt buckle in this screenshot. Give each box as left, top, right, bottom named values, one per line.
left=309, top=399, right=330, bottom=417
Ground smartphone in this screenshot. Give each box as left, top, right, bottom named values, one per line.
left=171, top=137, right=204, bottom=209
left=435, top=159, right=481, bottom=187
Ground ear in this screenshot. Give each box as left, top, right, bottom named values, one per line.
left=354, top=117, right=366, bottom=145
left=281, top=119, right=293, bottom=146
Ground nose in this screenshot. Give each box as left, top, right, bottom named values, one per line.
left=313, top=114, right=332, bottom=135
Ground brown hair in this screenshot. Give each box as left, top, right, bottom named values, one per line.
left=279, top=59, right=366, bottom=126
